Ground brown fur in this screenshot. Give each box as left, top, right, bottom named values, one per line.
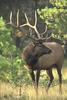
left=22, top=42, right=64, bottom=93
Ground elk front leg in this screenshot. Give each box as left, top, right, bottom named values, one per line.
left=29, top=70, right=35, bottom=85
left=35, top=70, right=40, bottom=93
left=36, top=70, right=40, bottom=88
left=46, top=68, right=54, bottom=92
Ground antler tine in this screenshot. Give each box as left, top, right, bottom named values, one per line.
left=25, top=13, right=29, bottom=24
left=33, top=11, right=48, bottom=38
left=20, top=13, right=30, bottom=27
left=17, top=9, right=19, bottom=27
left=33, top=11, right=41, bottom=39
left=34, top=11, right=48, bottom=38
left=10, top=11, right=12, bottom=24
left=9, top=10, right=20, bottom=27
left=34, top=11, right=37, bottom=27
left=41, top=24, right=47, bottom=36
left=6, top=11, right=17, bottom=28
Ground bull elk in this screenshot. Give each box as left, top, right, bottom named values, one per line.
left=7, top=10, right=64, bottom=94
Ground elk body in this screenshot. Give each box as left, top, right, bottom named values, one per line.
left=22, top=41, right=64, bottom=93
left=7, top=10, right=64, bottom=93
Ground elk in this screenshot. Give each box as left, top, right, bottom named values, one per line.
left=7, top=10, right=64, bottom=94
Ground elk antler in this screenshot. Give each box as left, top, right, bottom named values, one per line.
left=6, top=10, right=22, bottom=31
left=20, top=11, right=40, bottom=38
left=6, top=10, right=50, bottom=41
left=20, top=11, right=48, bottom=39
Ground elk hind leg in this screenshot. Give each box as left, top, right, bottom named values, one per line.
left=56, top=66, right=62, bottom=94
left=46, top=68, right=54, bottom=92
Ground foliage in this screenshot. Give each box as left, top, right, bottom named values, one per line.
left=37, top=0, right=67, bottom=39
left=0, top=17, right=31, bottom=86
left=50, top=0, right=67, bottom=7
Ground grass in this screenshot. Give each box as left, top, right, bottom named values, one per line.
left=0, top=83, right=67, bottom=100
left=0, top=59, right=67, bottom=100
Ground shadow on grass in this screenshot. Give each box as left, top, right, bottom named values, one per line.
left=0, top=95, right=28, bottom=100
left=62, top=79, right=67, bottom=84
left=47, top=79, right=67, bottom=88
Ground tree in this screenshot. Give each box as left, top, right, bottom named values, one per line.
left=37, top=0, right=67, bottom=56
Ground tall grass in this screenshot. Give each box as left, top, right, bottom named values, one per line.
left=0, top=82, right=67, bottom=100
left=0, top=59, right=67, bottom=100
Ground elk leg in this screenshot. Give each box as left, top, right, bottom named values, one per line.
left=35, top=70, right=40, bottom=94
left=29, top=70, right=35, bottom=85
left=46, top=69, right=54, bottom=92
left=36, top=70, right=40, bottom=88
left=56, top=67, right=62, bottom=94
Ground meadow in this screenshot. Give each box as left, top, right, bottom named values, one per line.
left=0, top=59, right=67, bottom=100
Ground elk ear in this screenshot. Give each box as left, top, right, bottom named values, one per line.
left=43, top=45, right=52, bottom=54
left=36, top=43, right=52, bottom=56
